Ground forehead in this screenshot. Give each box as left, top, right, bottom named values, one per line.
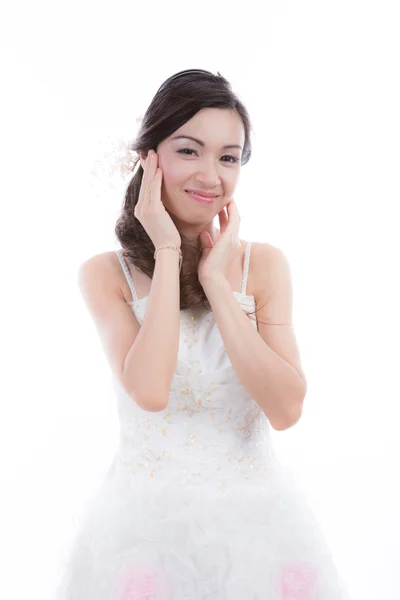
left=167, top=107, right=245, bottom=149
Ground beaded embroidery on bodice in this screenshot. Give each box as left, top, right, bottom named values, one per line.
left=112, top=243, right=276, bottom=497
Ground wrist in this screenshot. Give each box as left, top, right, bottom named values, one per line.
left=154, top=245, right=182, bottom=272
left=200, top=275, right=230, bottom=291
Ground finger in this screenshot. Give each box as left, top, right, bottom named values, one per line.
left=230, top=201, right=241, bottom=244
left=218, top=206, right=229, bottom=234
left=149, top=167, right=163, bottom=207
left=224, top=201, right=240, bottom=241
left=137, top=151, right=153, bottom=208
left=143, top=151, right=159, bottom=207
left=228, top=200, right=240, bottom=228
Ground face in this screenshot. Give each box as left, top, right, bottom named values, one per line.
left=139, top=107, right=244, bottom=246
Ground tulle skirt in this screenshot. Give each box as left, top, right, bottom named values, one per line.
left=55, top=457, right=349, bottom=600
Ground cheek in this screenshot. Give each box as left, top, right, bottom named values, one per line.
left=159, top=156, right=190, bottom=186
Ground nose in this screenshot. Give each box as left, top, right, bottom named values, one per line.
left=194, top=159, right=220, bottom=186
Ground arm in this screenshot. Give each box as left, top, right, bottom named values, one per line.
left=201, top=245, right=306, bottom=431
left=78, top=249, right=181, bottom=413
left=122, top=248, right=181, bottom=411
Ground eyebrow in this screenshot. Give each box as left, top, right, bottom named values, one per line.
left=170, top=135, right=242, bottom=151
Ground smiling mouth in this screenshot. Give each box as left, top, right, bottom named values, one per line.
left=185, top=190, right=218, bottom=203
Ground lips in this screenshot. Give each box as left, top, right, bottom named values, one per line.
left=185, top=189, right=218, bottom=198
left=186, top=191, right=216, bottom=204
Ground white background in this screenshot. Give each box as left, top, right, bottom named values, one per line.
left=1, top=1, right=399, bottom=598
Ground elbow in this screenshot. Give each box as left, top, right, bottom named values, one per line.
left=273, top=412, right=302, bottom=431
left=131, top=391, right=169, bottom=412
left=143, top=399, right=169, bottom=413
left=271, top=412, right=301, bottom=431
left=271, top=396, right=305, bottom=432
left=122, top=373, right=169, bottom=412
left=284, top=383, right=306, bottom=429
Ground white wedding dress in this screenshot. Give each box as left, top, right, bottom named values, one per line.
left=55, top=242, right=349, bottom=599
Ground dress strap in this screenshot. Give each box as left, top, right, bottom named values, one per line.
left=115, top=249, right=138, bottom=303
left=241, top=241, right=252, bottom=295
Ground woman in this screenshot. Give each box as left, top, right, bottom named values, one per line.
left=57, top=69, right=349, bottom=599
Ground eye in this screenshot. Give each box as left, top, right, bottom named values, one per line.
left=177, top=148, right=239, bottom=164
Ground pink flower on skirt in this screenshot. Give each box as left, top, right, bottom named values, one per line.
left=118, top=565, right=170, bottom=600
left=279, top=562, right=318, bottom=600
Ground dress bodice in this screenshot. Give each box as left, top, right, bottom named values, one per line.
left=111, top=243, right=277, bottom=500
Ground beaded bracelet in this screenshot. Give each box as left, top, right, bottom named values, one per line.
left=153, top=245, right=183, bottom=272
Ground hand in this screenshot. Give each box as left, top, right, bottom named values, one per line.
left=197, top=199, right=241, bottom=285
left=134, top=150, right=181, bottom=249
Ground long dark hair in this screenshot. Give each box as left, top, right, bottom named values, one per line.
left=115, top=69, right=264, bottom=319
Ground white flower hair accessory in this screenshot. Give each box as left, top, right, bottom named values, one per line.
left=89, top=115, right=144, bottom=193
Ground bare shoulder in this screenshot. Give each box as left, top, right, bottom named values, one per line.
left=250, top=240, right=280, bottom=261
left=250, top=241, right=288, bottom=295
left=78, top=250, right=123, bottom=298
left=78, top=250, right=116, bottom=277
